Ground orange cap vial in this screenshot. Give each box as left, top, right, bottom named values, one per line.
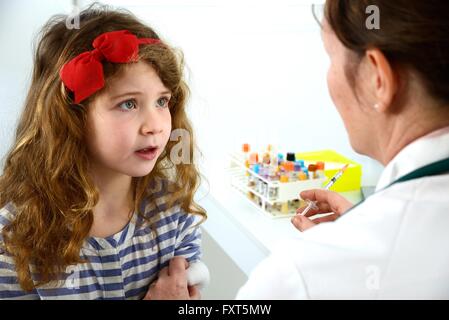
left=316, top=161, right=325, bottom=170
left=284, top=162, right=294, bottom=172
left=249, top=153, right=259, bottom=164
left=298, top=172, right=308, bottom=181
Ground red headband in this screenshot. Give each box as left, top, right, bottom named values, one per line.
left=60, top=30, right=161, bottom=104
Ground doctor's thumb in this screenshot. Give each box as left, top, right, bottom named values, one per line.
left=291, top=214, right=316, bottom=232
left=300, top=189, right=333, bottom=202
left=300, top=189, right=353, bottom=215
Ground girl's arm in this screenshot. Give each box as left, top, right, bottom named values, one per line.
left=173, top=213, right=209, bottom=290
left=174, top=213, right=203, bottom=263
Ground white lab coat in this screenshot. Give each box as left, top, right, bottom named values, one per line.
left=236, top=126, right=449, bottom=299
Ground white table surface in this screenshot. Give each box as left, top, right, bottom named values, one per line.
left=197, top=172, right=363, bottom=276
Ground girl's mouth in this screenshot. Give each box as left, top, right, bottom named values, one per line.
left=135, top=147, right=158, bottom=161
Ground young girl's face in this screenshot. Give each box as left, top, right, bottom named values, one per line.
left=86, top=61, right=172, bottom=178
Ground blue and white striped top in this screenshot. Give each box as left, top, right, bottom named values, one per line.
left=0, top=184, right=203, bottom=300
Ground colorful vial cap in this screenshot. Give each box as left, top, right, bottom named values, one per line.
left=249, top=153, right=259, bottom=164
left=242, top=143, right=250, bottom=153
left=298, top=172, right=308, bottom=180
left=316, top=161, right=325, bottom=170
left=263, top=153, right=271, bottom=164
left=280, top=175, right=289, bottom=183
left=253, top=164, right=260, bottom=174
left=286, top=152, right=296, bottom=162
left=308, top=164, right=317, bottom=172
left=283, top=162, right=294, bottom=172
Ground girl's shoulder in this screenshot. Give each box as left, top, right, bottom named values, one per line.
left=143, top=178, right=178, bottom=210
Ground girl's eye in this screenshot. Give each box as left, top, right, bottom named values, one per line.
left=156, top=97, right=170, bottom=108
left=118, top=99, right=137, bottom=111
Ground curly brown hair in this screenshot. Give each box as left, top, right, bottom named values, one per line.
left=0, top=3, right=206, bottom=291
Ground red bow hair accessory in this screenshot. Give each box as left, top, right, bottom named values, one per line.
left=60, top=30, right=161, bottom=103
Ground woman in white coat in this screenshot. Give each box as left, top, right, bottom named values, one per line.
left=142, top=0, right=449, bottom=300
left=236, top=0, right=449, bottom=299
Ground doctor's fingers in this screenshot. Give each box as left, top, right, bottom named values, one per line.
left=152, top=261, right=189, bottom=295
left=188, top=285, right=201, bottom=300
left=311, top=213, right=340, bottom=224
left=300, top=189, right=336, bottom=203
left=291, top=214, right=316, bottom=232
left=158, top=266, right=169, bottom=278
left=166, top=256, right=189, bottom=285
left=296, top=201, right=332, bottom=216
left=300, top=189, right=352, bottom=214
left=157, top=258, right=186, bottom=280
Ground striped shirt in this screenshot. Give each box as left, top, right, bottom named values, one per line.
left=0, top=184, right=203, bottom=300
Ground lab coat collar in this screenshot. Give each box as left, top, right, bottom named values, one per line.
left=376, top=125, right=449, bottom=191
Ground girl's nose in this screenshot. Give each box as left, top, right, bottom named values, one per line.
left=140, top=107, right=165, bottom=135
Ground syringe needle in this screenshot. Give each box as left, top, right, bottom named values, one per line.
left=300, top=200, right=318, bottom=216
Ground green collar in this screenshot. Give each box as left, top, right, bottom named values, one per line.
left=346, top=157, right=449, bottom=213
left=389, top=157, right=449, bottom=187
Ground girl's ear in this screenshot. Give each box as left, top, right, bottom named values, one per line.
left=365, top=49, right=398, bottom=113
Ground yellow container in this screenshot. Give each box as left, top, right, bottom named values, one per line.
left=295, top=149, right=362, bottom=192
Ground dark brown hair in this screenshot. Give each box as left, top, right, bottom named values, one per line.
left=324, top=0, right=449, bottom=105
left=0, top=3, right=206, bottom=291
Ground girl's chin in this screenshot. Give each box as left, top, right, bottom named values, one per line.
left=127, top=164, right=157, bottom=178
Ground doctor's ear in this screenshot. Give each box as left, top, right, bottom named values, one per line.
left=365, top=49, right=398, bottom=113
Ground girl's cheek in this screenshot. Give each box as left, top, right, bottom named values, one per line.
left=165, top=122, right=172, bottom=146
left=165, top=109, right=172, bottom=130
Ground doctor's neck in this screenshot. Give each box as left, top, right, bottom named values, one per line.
left=374, top=100, right=449, bottom=166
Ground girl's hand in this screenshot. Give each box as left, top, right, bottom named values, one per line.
left=143, top=256, right=201, bottom=300
left=291, top=189, right=353, bottom=232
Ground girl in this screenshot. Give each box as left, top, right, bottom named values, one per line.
left=0, top=4, right=207, bottom=300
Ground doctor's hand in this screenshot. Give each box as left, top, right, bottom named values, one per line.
left=143, top=256, right=201, bottom=300
left=291, top=189, right=353, bottom=232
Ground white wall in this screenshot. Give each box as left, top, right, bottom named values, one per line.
left=0, top=0, right=74, bottom=171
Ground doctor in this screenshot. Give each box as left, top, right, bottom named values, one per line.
left=146, top=0, right=449, bottom=299
left=236, top=0, right=449, bottom=299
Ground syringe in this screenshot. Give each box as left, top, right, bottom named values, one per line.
left=300, top=164, right=349, bottom=216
